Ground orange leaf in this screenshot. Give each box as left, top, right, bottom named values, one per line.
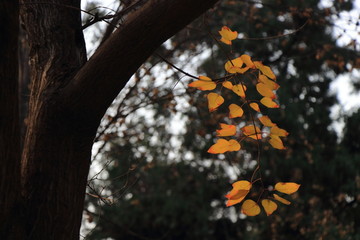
left=275, top=182, right=301, bottom=194
left=225, top=57, right=244, bottom=73
left=188, top=76, right=216, bottom=91
left=261, top=199, right=278, bottom=216
left=225, top=180, right=251, bottom=207
left=273, top=194, right=291, bottom=205
left=207, top=139, right=240, bottom=154
left=232, top=84, right=247, bottom=98
left=207, top=93, right=224, bottom=112
left=222, top=81, right=233, bottom=89
left=240, top=54, right=255, bottom=68
left=254, top=61, right=276, bottom=80
left=269, top=135, right=286, bottom=149
left=219, top=26, right=238, bottom=45
left=229, top=104, right=244, bottom=118
left=250, top=102, right=260, bottom=112
left=241, top=125, right=262, bottom=140
left=270, top=126, right=289, bottom=137
left=258, top=115, right=276, bottom=127
left=260, top=97, right=279, bottom=108
left=258, top=74, right=279, bottom=90
left=256, top=83, right=276, bottom=99
left=241, top=199, right=261, bottom=216
left=216, top=123, right=236, bottom=137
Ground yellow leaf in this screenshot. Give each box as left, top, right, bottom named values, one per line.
left=225, top=180, right=251, bottom=207
left=275, top=182, right=301, bottom=194
left=241, top=125, right=262, bottom=140
left=240, top=54, right=255, bottom=68
left=250, top=102, right=260, bottom=112
left=273, top=194, right=291, bottom=205
left=232, top=84, right=247, bottom=98
left=229, top=104, right=244, bottom=118
left=261, top=199, right=278, bottom=216
left=207, top=139, right=240, bottom=154
left=225, top=57, right=244, bottom=73
left=241, top=199, right=261, bottom=216
left=269, top=135, right=286, bottom=150
left=188, top=76, right=216, bottom=91
left=207, top=93, right=224, bottom=112
left=254, top=61, right=276, bottom=80
left=222, top=81, right=233, bottom=89
left=260, top=97, right=279, bottom=108
left=270, top=126, right=289, bottom=137
left=256, top=83, right=276, bottom=99
left=258, top=74, right=279, bottom=90
left=258, top=116, right=276, bottom=127
left=219, top=26, right=238, bottom=45
left=228, top=139, right=241, bottom=151
left=216, top=123, right=236, bottom=137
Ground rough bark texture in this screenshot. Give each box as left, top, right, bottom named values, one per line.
left=0, top=0, right=219, bottom=239
left=0, top=0, right=21, bottom=238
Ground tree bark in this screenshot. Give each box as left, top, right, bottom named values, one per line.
left=0, top=0, right=22, bottom=238
left=0, top=0, right=219, bottom=239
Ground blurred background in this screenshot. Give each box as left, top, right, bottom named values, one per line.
left=80, top=0, right=360, bottom=239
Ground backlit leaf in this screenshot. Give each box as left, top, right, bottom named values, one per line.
left=242, top=199, right=261, bottom=216
left=232, top=84, right=247, bottom=98
left=207, top=93, right=224, bottom=112
left=250, top=102, right=260, bottom=112
left=241, top=54, right=255, bottom=68
left=216, top=123, right=236, bottom=136
left=225, top=180, right=251, bottom=207
left=275, top=182, right=301, bottom=194
left=188, top=76, right=216, bottom=91
left=260, top=97, right=279, bottom=108
left=219, top=26, right=238, bottom=45
left=273, top=194, right=291, bottom=205
left=261, top=199, right=278, bottom=216
left=258, top=115, right=276, bottom=127
left=225, top=57, right=244, bottom=73
left=258, top=74, right=279, bottom=90
left=229, top=104, right=244, bottom=118
left=207, top=139, right=240, bottom=154
left=228, top=139, right=241, bottom=151
left=256, top=83, right=276, bottom=99
left=269, top=135, right=286, bottom=149
left=270, top=126, right=289, bottom=137
left=222, top=81, right=233, bottom=89
left=241, top=125, right=262, bottom=140
left=254, top=61, right=276, bottom=80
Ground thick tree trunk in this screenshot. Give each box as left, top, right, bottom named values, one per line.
left=0, top=0, right=219, bottom=239
left=0, top=0, right=22, bottom=238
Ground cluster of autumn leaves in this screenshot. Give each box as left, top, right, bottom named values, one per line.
left=188, top=26, right=300, bottom=216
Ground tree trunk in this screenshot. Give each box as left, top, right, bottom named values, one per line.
left=0, top=0, right=219, bottom=239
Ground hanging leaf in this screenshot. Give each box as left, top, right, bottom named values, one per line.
left=225, top=180, right=251, bottom=207
left=273, top=194, right=291, bottom=205
left=216, top=123, right=236, bottom=136
left=241, top=199, right=261, bottom=216
left=270, top=126, right=289, bottom=137
left=225, top=57, right=244, bottom=73
left=258, top=74, right=279, bottom=90
left=258, top=115, right=276, bottom=127
left=275, top=182, right=301, bottom=194
left=219, top=26, right=238, bottom=45
left=232, top=84, right=247, bottom=98
left=222, top=81, right=233, bottom=89
left=207, top=139, right=240, bottom=154
left=254, top=61, right=276, bottom=80
left=240, top=54, right=255, bottom=68
left=229, top=104, right=244, bottom=118
left=188, top=76, right=216, bottom=91
left=207, top=93, right=224, bottom=112
left=269, top=135, right=286, bottom=149
left=241, top=125, right=262, bottom=140
left=256, top=83, right=276, bottom=99
left=250, top=102, right=260, bottom=112
left=261, top=199, right=278, bottom=216
left=260, top=97, right=279, bottom=108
